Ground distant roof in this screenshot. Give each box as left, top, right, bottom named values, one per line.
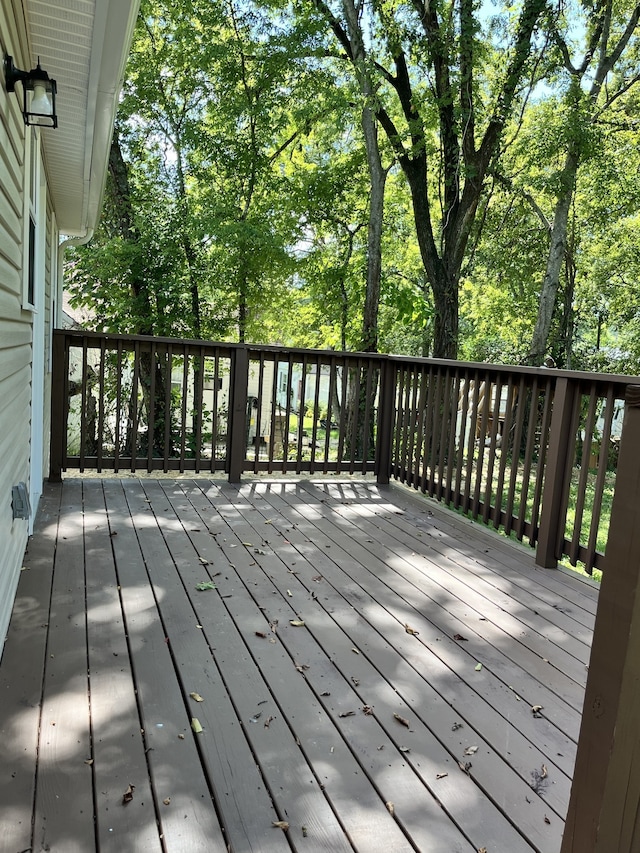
left=27, top=0, right=140, bottom=235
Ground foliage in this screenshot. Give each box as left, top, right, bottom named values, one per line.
left=67, top=0, right=640, bottom=376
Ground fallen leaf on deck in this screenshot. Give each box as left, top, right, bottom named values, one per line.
left=475, top=663, right=483, bottom=671
left=320, top=691, right=331, bottom=696
left=264, top=716, right=274, bottom=728
left=84, top=758, right=94, bottom=765
left=532, top=704, right=544, bottom=717
left=540, top=764, right=548, bottom=779
left=544, top=816, right=551, bottom=824
left=478, top=848, right=487, bottom=853
left=436, top=772, right=448, bottom=779
left=163, top=797, right=171, bottom=805
left=351, top=648, right=360, bottom=654
left=287, top=589, right=293, bottom=597
left=272, top=821, right=290, bottom=830
left=122, top=784, right=135, bottom=805
left=242, top=542, right=254, bottom=547
left=289, top=619, right=305, bottom=627
left=250, top=712, right=262, bottom=723
left=295, top=662, right=310, bottom=672
left=195, top=582, right=216, bottom=591
left=199, top=557, right=209, bottom=565
left=404, top=624, right=419, bottom=635
left=339, top=710, right=356, bottom=717
left=399, top=746, right=411, bottom=753
left=351, top=677, right=360, bottom=686
left=178, top=734, right=185, bottom=739
left=254, top=548, right=267, bottom=555
left=386, top=802, right=395, bottom=816
left=458, top=761, right=472, bottom=774
left=362, top=705, right=374, bottom=715
left=255, top=631, right=267, bottom=638
left=312, top=575, right=323, bottom=582
left=452, top=721, right=463, bottom=731
left=453, top=633, right=468, bottom=641
left=393, top=713, right=410, bottom=727
left=191, top=718, right=203, bottom=733
left=464, top=745, right=478, bottom=756
left=189, top=692, right=204, bottom=702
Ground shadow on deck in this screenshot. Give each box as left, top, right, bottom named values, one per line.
left=0, top=476, right=598, bottom=853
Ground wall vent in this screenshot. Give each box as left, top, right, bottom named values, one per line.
left=12, top=482, right=31, bottom=521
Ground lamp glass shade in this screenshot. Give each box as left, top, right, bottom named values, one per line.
left=29, top=83, right=53, bottom=117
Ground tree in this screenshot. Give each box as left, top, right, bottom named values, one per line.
left=527, top=0, right=640, bottom=364
left=313, top=0, right=549, bottom=356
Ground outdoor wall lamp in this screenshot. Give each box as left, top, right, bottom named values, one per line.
left=4, top=55, right=57, bottom=128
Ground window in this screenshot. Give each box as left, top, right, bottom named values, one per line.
left=23, top=128, right=42, bottom=310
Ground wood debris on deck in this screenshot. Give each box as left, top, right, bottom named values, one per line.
left=0, top=477, right=598, bottom=853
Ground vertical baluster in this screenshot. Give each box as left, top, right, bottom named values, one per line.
left=493, top=377, right=516, bottom=529
left=336, top=358, right=349, bottom=474
left=504, top=377, right=527, bottom=537
left=96, top=339, right=105, bottom=473
left=529, top=377, right=553, bottom=545
left=482, top=375, right=503, bottom=525
left=436, top=368, right=453, bottom=501
left=114, top=341, right=123, bottom=473
left=163, top=345, right=173, bottom=473
left=444, top=370, right=461, bottom=505
left=310, top=355, right=322, bottom=474
left=569, top=384, right=599, bottom=565
left=147, top=344, right=156, bottom=473
left=472, top=373, right=492, bottom=519
left=462, top=373, right=481, bottom=514
left=585, top=387, right=616, bottom=573
left=179, top=347, right=188, bottom=473
left=79, top=337, right=88, bottom=472
left=454, top=370, right=471, bottom=509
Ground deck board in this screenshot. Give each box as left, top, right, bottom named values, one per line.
left=0, top=476, right=599, bottom=853
left=230, top=480, right=567, bottom=849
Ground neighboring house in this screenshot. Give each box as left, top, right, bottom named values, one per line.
left=0, top=0, right=140, bottom=649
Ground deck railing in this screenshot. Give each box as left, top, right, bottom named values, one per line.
left=50, top=328, right=636, bottom=574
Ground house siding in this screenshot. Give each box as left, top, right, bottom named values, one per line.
left=0, top=0, right=55, bottom=649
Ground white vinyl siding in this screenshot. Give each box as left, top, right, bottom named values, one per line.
left=0, top=0, right=54, bottom=649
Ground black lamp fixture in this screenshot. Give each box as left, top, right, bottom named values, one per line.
left=4, top=54, right=57, bottom=128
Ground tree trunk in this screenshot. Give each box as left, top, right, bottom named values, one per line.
left=108, top=132, right=169, bottom=457
left=403, top=156, right=459, bottom=359
left=360, top=105, right=387, bottom=354
left=528, top=148, right=579, bottom=365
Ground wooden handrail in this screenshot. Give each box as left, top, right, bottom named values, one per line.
left=50, top=328, right=636, bottom=575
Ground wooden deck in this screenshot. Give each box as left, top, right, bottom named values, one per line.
left=0, top=476, right=599, bottom=853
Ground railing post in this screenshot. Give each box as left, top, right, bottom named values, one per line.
left=376, top=357, right=395, bottom=485
left=535, top=376, right=577, bottom=567
left=48, top=331, right=66, bottom=483
left=561, top=385, right=640, bottom=853
left=227, top=346, right=249, bottom=483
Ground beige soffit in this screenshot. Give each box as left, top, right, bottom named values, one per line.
left=26, top=0, right=140, bottom=236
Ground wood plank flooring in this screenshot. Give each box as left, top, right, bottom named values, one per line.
left=0, top=477, right=599, bottom=853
